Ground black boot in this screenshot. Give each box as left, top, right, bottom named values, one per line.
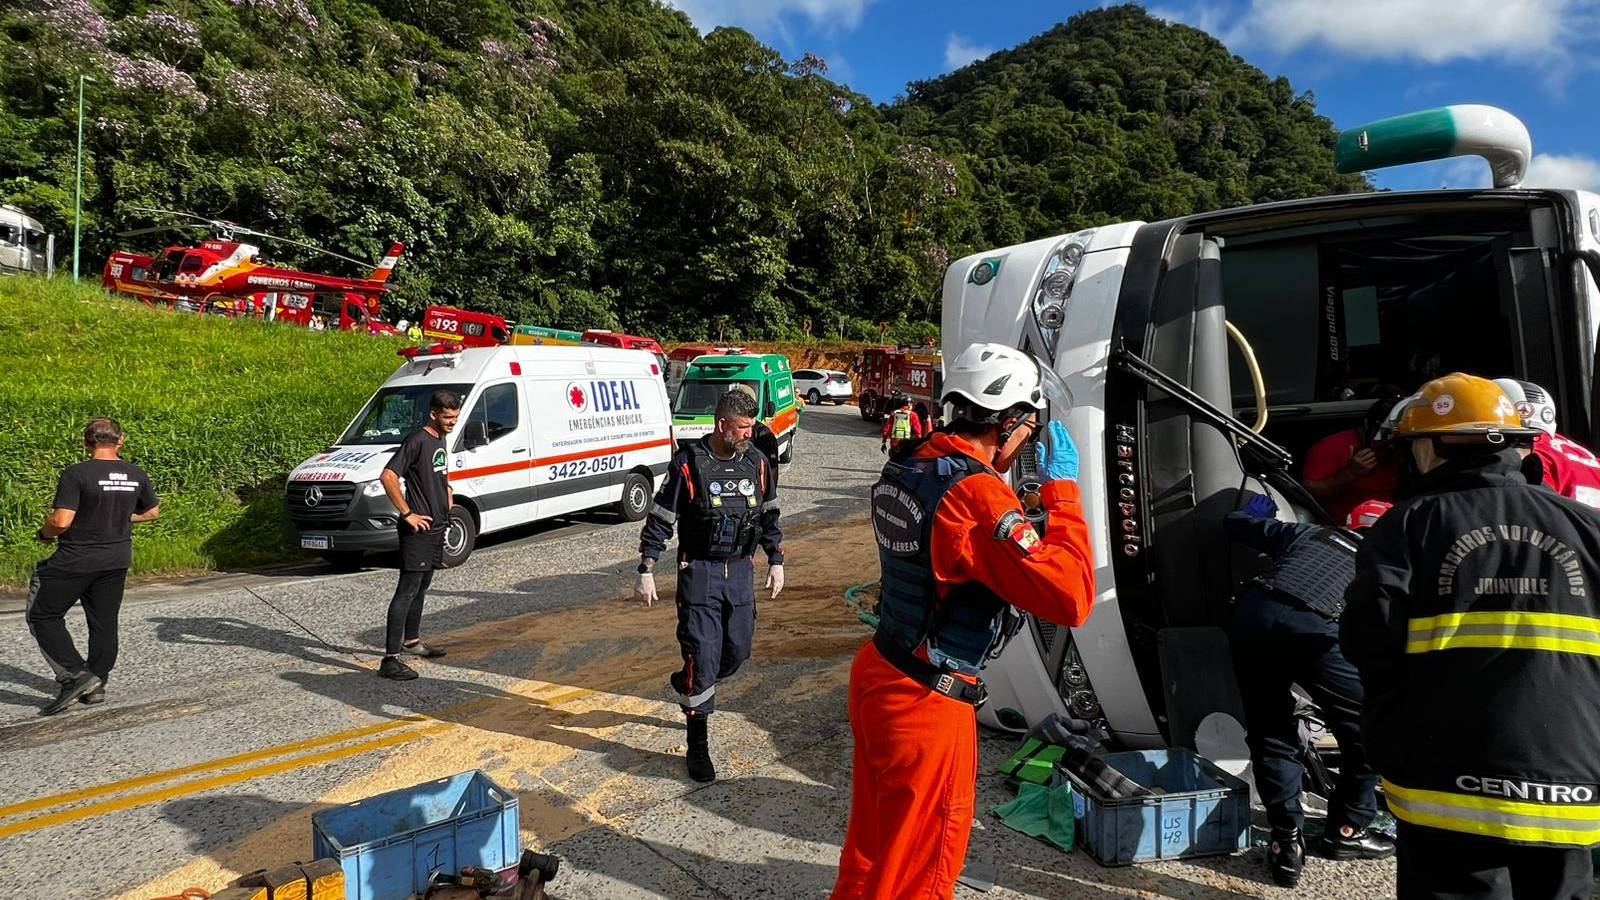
left=1321, top=824, right=1397, bottom=860
left=41, top=671, right=101, bottom=717
left=1267, top=828, right=1305, bottom=888
left=685, top=713, right=716, bottom=783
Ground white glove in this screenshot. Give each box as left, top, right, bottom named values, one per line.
left=635, top=571, right=658, bottom=607
left=766, top=563, right=785, bottom=599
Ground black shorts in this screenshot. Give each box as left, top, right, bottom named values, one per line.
left=397, top=527, right=445, bottom=572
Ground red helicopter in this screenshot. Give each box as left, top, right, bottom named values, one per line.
left=103, top=207, right=405, bottom=335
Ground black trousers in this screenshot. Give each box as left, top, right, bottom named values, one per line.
left=26, top=565, right=127, bottom=683
left=385, top=569, right=435, bottom=656
left=1229, top=588, right=1378, bottom=833
left=386, top=528, right=442, bottom=655
left=1397, top=823, right=1594, bottom=900
left=671, top=557, right=756, bottom=715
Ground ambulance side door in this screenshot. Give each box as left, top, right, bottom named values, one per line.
left=529, top=375, right=603, bottom=519
left=454, top=379, right=533, bottom=533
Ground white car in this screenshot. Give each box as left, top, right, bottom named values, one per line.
left=793, top=368, right=853, bottom=405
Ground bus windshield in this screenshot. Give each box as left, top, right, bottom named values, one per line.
left=340, top=383, right=472, bottom=445
left=675, top=379, right=760, bottom=416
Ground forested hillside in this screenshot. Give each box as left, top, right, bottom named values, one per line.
left=2, top=2, right=1368, bottom=339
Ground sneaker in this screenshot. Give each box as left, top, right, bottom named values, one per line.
left=1321, top=825, right=1397, bottom=860
left=79, top=684, right=106, bottom=705
left=400, top=641, right=446, bottom=659
left=1267, top=828, right=1305, bottom=888
left=41, top=671, right=102, bottom=717
left=378, top=657, right=419, bottom=681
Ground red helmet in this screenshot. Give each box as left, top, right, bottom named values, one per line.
left=1345, top=500, right=1393, bottom=530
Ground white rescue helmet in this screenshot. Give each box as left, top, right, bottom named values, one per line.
left=1493, top=377, right=1558, bottom=436
left=941, top=343, right=1047, bottom=417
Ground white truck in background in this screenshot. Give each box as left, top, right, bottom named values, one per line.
left=0, top=205, right=51, bottom=275
left=944, top=106, right=1600, bottom=754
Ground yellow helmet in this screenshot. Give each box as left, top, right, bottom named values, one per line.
left=1393, top=373, right=1530, bottom=440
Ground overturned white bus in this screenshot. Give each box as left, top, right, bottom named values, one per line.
left=943, top=106, right=1600, bottom=751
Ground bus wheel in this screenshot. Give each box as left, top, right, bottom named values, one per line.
left=440, top=504, right=478, bottom=568
left=618, top=472, right=652, bottom=521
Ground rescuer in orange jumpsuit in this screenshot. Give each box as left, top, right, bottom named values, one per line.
left=832, top=342, right=1096, bottom=899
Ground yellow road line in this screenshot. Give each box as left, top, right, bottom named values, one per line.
left=0, top=666, right=675, bottom=830
left=0, top=723, right=453, bottom=841
left=0, top=716, right=426, bottom=821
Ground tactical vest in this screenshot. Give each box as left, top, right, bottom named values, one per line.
left=872, top=454, right=1019, bottom=676
left=890, top=409, right=913, bottom=441
left=681, top=441, right=765, bottom=559
left=1257, top=526, right=1362, bottom=619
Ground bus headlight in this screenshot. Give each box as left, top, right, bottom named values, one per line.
left=1030, top=232, right=1092, bottom=351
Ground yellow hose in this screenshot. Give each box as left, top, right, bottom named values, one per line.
left=1226, top=320, right=1268, bottom=433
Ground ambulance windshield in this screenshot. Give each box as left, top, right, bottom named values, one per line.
left=675, top=379, right=761, bottom=417
left=341, top=383, right=472, bottom=445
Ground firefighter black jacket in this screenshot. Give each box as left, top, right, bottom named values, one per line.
left=1343, top=449, right=1600, bottom=846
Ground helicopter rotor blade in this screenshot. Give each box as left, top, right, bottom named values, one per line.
left=122, top=206, right=378, bottom=271
left=239, top=231, right=372, bottom=270
left=115, top=223, right=210, bottom=238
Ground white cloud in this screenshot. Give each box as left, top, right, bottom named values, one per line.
left=662, top=0, right=875, bottom=36
left=1147, top=0, right=1597, bottom=72
left=944, top=33, right=996, bottom=70
left=1524, top=153, right=1600, bottom=191
left=1236, top=0, right=1579, bottom=63
left=1147, top=2, right=1240, bottom=44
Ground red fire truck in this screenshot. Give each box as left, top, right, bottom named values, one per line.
left=420, top=305, right=511, bottom=347
left=855, top=345, right=942, bottom=422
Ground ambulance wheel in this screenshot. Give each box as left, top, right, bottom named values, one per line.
left=618, top=472, right=652, bottom=522
left=807, top=388, right=822, bottom=405
left=779, top=434, right=794, bottom=464
left=440, top=504, right=477, bottom=568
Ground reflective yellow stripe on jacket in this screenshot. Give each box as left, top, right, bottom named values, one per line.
left=1384, top=780, right=1600, bottom=846
left=1406, top=611, right=1600, bottom=657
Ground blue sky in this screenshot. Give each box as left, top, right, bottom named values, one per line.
left=663, top=0, right=1600, bottom=194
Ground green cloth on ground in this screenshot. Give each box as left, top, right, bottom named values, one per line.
left=991, top=781, right=1076, bottom=851
left=998, top=738, right=1067, bottom=784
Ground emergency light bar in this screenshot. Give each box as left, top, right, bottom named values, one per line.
left=1335, top=105, right=1531, bottom=189
left=398, top=341, right=464, bottom=362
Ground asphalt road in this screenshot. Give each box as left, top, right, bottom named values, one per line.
left=0, top=402, right=1417, bottom=899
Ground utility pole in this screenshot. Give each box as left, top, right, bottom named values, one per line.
left=73, top=74, right=93, bottom=280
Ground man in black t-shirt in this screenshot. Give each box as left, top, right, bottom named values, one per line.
left=376, top=389, right=461, bottom=680
left=28, top=418, right=160, bottom=715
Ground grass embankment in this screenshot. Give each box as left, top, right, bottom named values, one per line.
left=0, top=279, right=404, bottom=585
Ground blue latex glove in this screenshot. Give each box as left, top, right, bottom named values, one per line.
left=1035, top=421, right=1079, bottom=483
left=1243, top=492, right=1277, bottom=519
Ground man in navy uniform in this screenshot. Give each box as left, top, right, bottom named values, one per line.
left=636, top=387, right=783, bottom=782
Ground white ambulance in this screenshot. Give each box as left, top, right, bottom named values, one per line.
left=942, top=105, right=1600, bottom=751
left=286, top=342, right=673, bottom=567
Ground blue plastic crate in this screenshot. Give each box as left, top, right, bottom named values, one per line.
left=1062, top=749, right=1250, bottom=866
left=311, top=770, right=520, bottom=900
